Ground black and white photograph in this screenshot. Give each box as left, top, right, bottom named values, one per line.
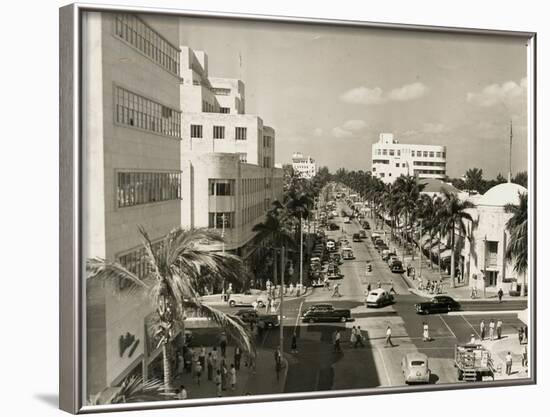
left=57, top=3, right=536, bottom=413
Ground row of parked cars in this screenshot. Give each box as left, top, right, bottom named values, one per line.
left=371, top=232, right=405, bottom=273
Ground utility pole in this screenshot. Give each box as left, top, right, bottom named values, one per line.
left=418, top=219, right=423, bottom=278
left=279, top=246, right=285, bottom=354
left=299, top=215, right=303, bottom=289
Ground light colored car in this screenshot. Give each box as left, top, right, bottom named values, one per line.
left=227, top=289, right=268, bottom=308
left=343, top=217, right=351, bottom=224
left=326, top=241, right=336, bottom=250
left=341, top=247, right=355, bottom=260
left=401, top=352, right=430, bottom=384
left=366, top=289, right=394, bottom=307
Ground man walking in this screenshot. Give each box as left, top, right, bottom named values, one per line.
left=385, top=325, right=394, bottom=347
left=234, top=346, right=242, bottom=371
left=334, top=330, right=342, bottom=353
left=498, top=288, right=504, bottom=303
left=355, top=326, right=365, bottom=348
left=291, top=332, right=298, bottom=354
left=219, top=332, right=228, bottom=357
left=480, top=320, right=486, bottom=341
left=505, top=351, right=513, bottom=375
left=207, top=352, right=214, bottom=381
left=389, top=279, right=397, bottom=295
left=496, top=319, right=503, bottom=340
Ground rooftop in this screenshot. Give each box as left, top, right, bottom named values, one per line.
left=478, top=182, right=527, bottom=207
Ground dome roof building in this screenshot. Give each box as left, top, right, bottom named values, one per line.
left=478, top=182, right=527, bottom=207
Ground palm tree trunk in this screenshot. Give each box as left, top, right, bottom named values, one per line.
left=450, top=224, right=456, bottom=288
left=429, top=232, right=433, bottom=270
left=438, top=227, right=442, bottom=278
left=162, top=343, right=171, bottom=392
left=521, top=271, right=527, bottom=296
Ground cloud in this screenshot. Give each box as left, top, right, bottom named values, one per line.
left=342, top=119, right=367, bottom=131
left=312, top=128, right=324, bottom=137
left=467, top=78, right=526, bottom=107
left=331, top=127, right=354, bottom=138
left=422, top=123, right=448, bottom=134
left=340, top=82, right=428, bottom=105
left=340, top=87, right=384, bottom=105
left=387, top=82, right=429, bottom=102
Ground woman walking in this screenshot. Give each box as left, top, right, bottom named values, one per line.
left=423, top=322, right=430, bottom=342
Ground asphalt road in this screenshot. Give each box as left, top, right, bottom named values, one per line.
left=211, top=201, right=526, bottom=394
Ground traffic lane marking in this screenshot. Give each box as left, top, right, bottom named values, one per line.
left=438, top=314, right=457, bottom=339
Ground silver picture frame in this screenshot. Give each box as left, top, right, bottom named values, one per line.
left=60, top=2, right=537, bottom=414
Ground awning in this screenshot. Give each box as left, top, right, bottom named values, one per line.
left=439, top=249, right=452, bottom=259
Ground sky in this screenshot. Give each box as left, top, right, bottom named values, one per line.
left=179, top=17, right=529, bottom=179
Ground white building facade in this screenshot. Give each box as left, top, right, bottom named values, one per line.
left=291, top=152, right=317, bottom=179
left=372, top=133, right=447, bottom=183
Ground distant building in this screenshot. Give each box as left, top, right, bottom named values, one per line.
left=292, top=152, right=317, bottom=179
left=372, top=133, right=446, bottom=183
left=179, top=46, right=284, bottom=268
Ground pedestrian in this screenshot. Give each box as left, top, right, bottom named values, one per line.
left=522, top=344, right=528, bottom=368
left=523, top=326, right=528, bottom=343
left=367, top=282, right=372, bottom=295
left=498, top=288, right=504, bottom=303
left=518, top=327, right=524, bottom=344
left=480, top=320, right=486, bottom=341
left=215, top=370, right=222, bottom=397
left=505, top=351, right=513, bottom=375
left=194, top=360, right=202, bottom=385
left=220, top=361, right=228, bottom=391
left=496, top=319, right=503, bottom=340
left=332, top=283, right=341, bottom=297
left=291, top=332, right=298, bottom=353
left=230, top=364, right=237, bottom=390
left=389, top=280, right=397, bottom=295
left=377, top=280, right=382, bottom=289
left=355, top=326, right=365, bottom=348
left=350, top=326, right=357, bottom=347
left=184, top=347, right=193, bottom=373
left=219, top=332, right=227, bottom=357
left=207, top=352, right=214, bottom=381
left=177, top=385, right=187, bottom=400
left=334, top=330, right=342, bottom=353
left=385, top=325, right=394, bottom=347
left=423, top=322, right=430, bottom=342
left=177, top=351, right=184, bottom=377
left=469, top=334, right=476, bottom=345
left=199, top=345, right=206, bottom=369
left=274, top=348, right=282, bottom=369
left=252, top=300, right=258, bottom=311
left=489, top=319, right=495, bottom=341
left=234, top=346, right=242, bottom=371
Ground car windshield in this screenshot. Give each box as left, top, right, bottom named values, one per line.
left=411, top=360, right=425, bottom=366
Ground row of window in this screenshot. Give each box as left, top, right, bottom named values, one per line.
left=118, top=240, right=163, bottom=279
left=413, top=169, right=447, bottom=175
left=212, top=87, right=231, bottom=96
left=190, top=125, right=247, bottom=140
left=372, top=159, right=390, bottom=165
left=263, top=156, right=272, bottom=168
left=413, top=161, right=446, bottom=167
left=209, top=179, right=235, bottom=196
left=263, top=136, right=272, bottom=148
left=115, top=87, right=181, bottom=138
left=375, top=148, right=446, bottom=158
left=209, top=212, right=235, bottom=229
left=239, top=153, right=248, bottom=163
left=242, top=201, right=265, bottom=226
left=114, top=14, right=180, bottom=76
left=117, top=171, right=181, bottom=208
left=202, top=100, right=219, bottom=113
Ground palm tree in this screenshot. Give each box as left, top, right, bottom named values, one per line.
left=417, top=194, right=441, bottom=269
left=87, top=376, right=176, bottom=405
left=505, top=192, right=528, bottom=296
left=464, top=168, right=484, bottom=195
left=439, top=190, right=475, bottom=287
left=86, top=226, right=254, bottom=392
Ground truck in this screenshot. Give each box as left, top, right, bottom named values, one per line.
left=454, top=344, right=496, bottom=382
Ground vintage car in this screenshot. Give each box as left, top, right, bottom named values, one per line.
left=359, top=229, right=367, bottom=238
left=343, top=217, right=351, bottom=224
left=227, top=289, right=268, bottom=308
left=366, top=289, right=394, bottom=308
left=233, top=309, right=280, bottom=327
left=301, top=306, right=352, bottom=323
left=402, top=352, right=431, bottom=384
left=342, top=247, right=355, bottom=260
left=352, top=233, right=362, bottom=242
left=328, top=223, right=340, bottom=231
left=391, top=260, right=405, bottom=273
left=415, top=296, right=460, bottom=314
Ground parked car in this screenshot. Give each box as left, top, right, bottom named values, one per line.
left=415, top=296, right=461, bottom=314
left=234, top=309, right=280, bottom=327
left=402, top=352, right=431, bottom=384
left=391, top=260, right=405, bottom=273
left=227, top=289, right=268, bottom=308
left=366, top=289, right=394, bottom=307
left=302, top=303, right=335, bottom=314
left=359, top=229, right=367, bottom=238
left=328, top=223, right=340, bottom=231
left=383, top=251, right=397, bottom=262
left=352, top=233, right=362, bottom=242
left=326, top=240, right=336, bottom=251
left=302, top=307, right=352, bottom=323
left=363, top=222, right=371, bottom=230
left=343, top=217, right=351, bottom=224
left=387, top=256, right=399, bottom=267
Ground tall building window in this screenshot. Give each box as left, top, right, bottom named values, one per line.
left=117, top=171, right=181, bottom=208
left=389, top=150, right=395, bottom=156
left=429, top=151, right=435, bottom=157
left=382, top=149, right=387, bottom=155
left=213, top=126, right=225, bottom=139
left=209, top=179, right=235, bottom=196
left=209, top=212, right=235, bottom=229
left=114, top=14, right=180, bottom=76
left=235, top=127, right=247, bottom=140
left=115, top=87, right=181, bottom=138
left=239, top=153, right=247, bottom=163
left=220, top=107, right=230, bottom=114
left=190, top=124, right=203, bottom=138
left=212, top=87, right=231, bottom=96
left=411, top=150, right=415, bottom=157
left=442, top=152, right=446, bottom=158
left=436, top=151, right=442, bottom=157
left=397, top=150, right=401, bottom=156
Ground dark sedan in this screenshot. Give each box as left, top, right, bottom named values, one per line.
left=302, top=307, right=351, bottom=323
left=415, top=296, right=461, bottom=314
left=328, top=223, right=340, bottom=231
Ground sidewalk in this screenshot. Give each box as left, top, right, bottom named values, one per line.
left=480, top=334, right=530, bottom=381
left=172, top=347, right=288, bottom=399
left=375, top=222, right=526, bottom=302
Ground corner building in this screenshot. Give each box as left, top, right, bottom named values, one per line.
left=372, top=133, right=446, bottom=183
left=82, top=12, right=183, bottom=396
left=179, top=46, right=284, bottom=278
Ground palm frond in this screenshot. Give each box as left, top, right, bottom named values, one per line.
left=86, top=257, right=148, bottom=297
